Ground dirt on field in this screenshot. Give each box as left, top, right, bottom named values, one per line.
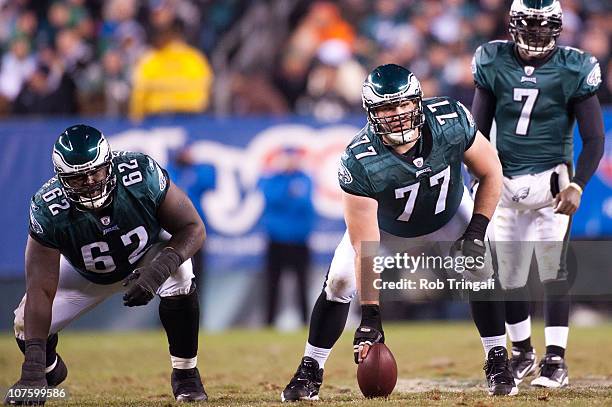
left=396, top=377, right=612, bottom=393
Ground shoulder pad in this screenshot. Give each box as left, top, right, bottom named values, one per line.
left=473, top=40, right=510, bottom=67
left=556, top=46, right=592, bottom=73
left=344, top=126, right=382, bottom=165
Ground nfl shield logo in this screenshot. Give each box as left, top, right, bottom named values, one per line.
left=100, top=216, right=111, bottom=226
left=413, top=157, right=424, bottom=168
left=524, top=66, right=535, bottom=76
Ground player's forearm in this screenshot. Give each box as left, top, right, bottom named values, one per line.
left=573, top=95, right=604, bottom=189
left=167, top=221, right=206, bottom=264
left=472, top=172, right=502, bottom=220
left=471, top=87, right=496, bottom=139
left=23, top=287, right=54, bottom=340
left=354, top=244, right=380, bottom=306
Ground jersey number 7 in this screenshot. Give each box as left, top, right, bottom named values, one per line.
left=513, top=88, right=539, bottom=136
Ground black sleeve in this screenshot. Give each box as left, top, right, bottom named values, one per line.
left=572, top=94, right=605, bottom=189
left=471, top=86, right=496, bottom=139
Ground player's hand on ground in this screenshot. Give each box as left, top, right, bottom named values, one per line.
left=5, top=342, right=47, bottom=405
left=554, top=184, right=581, bottom=215
left=353, top=305, right=385, bottom=364
left=4, top=382, right=47, bottom=406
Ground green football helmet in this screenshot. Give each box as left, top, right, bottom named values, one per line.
left=509, top=0, right=562, bottom=57
left=362, top=64, right=424, bottom=145
left=52, top=124, right=116, bottom=210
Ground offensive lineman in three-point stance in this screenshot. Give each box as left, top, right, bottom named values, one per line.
left=281, top=64, right=517, bottom=400
left=6, top=124, right=207, bottom=404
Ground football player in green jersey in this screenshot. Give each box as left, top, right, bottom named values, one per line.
left=5, top=125, right=208, bottom=404
left=471, top=0, right=604, bottom=389
left=281, top=64, right=516, bottom=400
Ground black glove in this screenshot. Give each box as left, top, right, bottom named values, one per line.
left=450, top=238, right=489, bottom=282
left=123, top=247, right=183, bottom=307
left=353, top=305, right=385, bottom=364
left=4, top=339, right=47, bottom=405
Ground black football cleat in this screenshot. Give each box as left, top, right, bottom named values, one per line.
left=509, top=347, right=537, bottom=384
left=281, top=357, right=323, bottom=402
left=171, top=367, right=208, bottom=402
left=484, top=346, right=518, bottom=396
left=46, top=354, right=68, bottom=387
left=530, top=354, right=569, bottom=388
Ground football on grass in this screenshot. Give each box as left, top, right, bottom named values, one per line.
left=357, top=343, right=398, bottom=398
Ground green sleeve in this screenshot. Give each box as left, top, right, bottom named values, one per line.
left=28, top=198, right=59, bottom=249
left=142, top=155, right=170, bottom=209
left=338, top=150, right=375, bottom=198
left=472, top=42, right=499, bottom=92
left=455, top=100, right=478, bottom=150
left=572, top=53, right=602, bottom=100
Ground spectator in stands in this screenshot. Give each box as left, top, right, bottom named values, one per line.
left=230, top=69, right=289, bottom=116
left=0, top=0, right=608, bottom=116
left=12, top=64, right=77, bottom=115
left=102, top=49, right=131, bottom=116
left=129, top=18, right=213, bottom=120
left=276, top=1, right=355, bottom=110
left=297, top=39, right=366, bottom=121
left=0, top=37, right=36, bottom=103
left=259, top=147, right=315, bottom=327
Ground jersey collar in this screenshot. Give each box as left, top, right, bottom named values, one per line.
left=388, top=124, right=433, bottom=166
left=512, top=44, right=559, bottom=69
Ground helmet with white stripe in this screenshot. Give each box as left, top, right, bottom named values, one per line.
left=52, top=124, right=116, bottom=210
left=362, top=64, right=425, bottom=145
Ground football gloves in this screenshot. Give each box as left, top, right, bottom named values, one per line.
left=123, top=247, right=183, bottom=307
left=5, top=339, right=47, bottom=405
left=353, top=305, right=385, bottom=364
left=450, top=238, right=489, bottom=282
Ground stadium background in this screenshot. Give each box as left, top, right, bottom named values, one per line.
left=0, top=0, right=610, bottom=332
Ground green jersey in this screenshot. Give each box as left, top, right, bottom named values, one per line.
left=472, top=40, right=602, bottom=176
left=338, top=96, right=476, bottom=238
left=29, top=152, right=170, bottom=285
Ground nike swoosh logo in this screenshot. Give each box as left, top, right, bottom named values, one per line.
left=516, top=365, right=532, bottom=378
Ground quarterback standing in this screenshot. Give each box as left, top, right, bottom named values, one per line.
left=281, top=64, right=516, bottom=400
left=471, top=0, right=604, bottom=388
left=6, top=125, right=207, bottom=403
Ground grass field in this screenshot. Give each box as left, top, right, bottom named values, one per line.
left=1, top=322, right=611, bottom=406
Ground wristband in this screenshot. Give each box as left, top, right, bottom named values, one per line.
left=360, top=304, right=382, bottom=330
left=568, top=182, right=583, bottom=195
left=462, top=213, right=490, bottom=242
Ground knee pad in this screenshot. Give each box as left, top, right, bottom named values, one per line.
left=324, top=273, right=356, bottom=303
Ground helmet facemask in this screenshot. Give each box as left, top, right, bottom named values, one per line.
left=56, top=161, right=116, bottom=210
left=367, top=97, right=425, bottom=146
left=509, top=9, right=562, bottom=57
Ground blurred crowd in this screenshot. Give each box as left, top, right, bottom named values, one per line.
left=0, top=0, right=610, bottom=120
